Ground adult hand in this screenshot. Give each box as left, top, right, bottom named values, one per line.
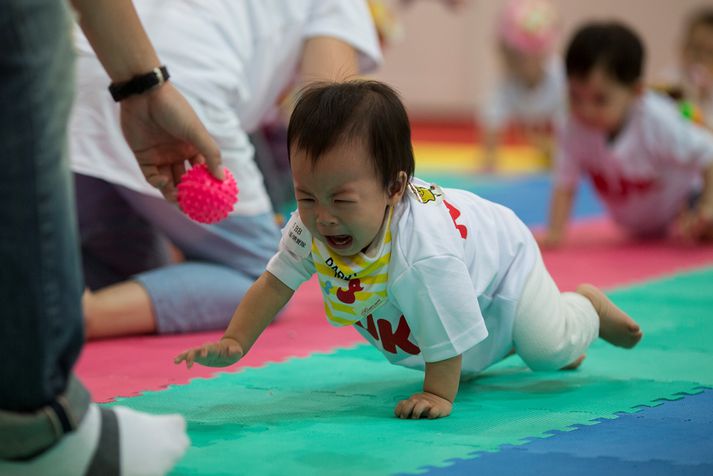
left=120, top=82, right=223, bottom=202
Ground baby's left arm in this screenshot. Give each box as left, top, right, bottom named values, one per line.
left=676, top=162, right=713, bottom=241
left=694, top=163, right=713, bottom=236
left=394, top=354, right=462, bottom=419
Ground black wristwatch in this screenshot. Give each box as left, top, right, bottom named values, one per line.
left=108, top=66, right=170, bottom=102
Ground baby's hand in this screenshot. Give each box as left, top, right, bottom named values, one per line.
left=174, top=337, right=244, bottom=369
left=674, top=207, right=713, bottom=243
left=394, top=392, right=452, bottom=419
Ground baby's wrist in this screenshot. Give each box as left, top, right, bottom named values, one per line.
left=422, top=388, right=454, bottom=404
left=220, top=335, right=244, bottom=350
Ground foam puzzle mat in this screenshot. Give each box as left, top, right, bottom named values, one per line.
left=101, top=267, right=713, bottom=475
left=75, top=139, right=713, bottom=475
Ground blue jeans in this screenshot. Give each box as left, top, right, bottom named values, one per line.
left=75, top=174, right=281, bottom=333
left=0, top=0, right=85, bottom=412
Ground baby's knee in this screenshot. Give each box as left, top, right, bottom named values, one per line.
left=516, top=342, right=572, bottom=371
left=512, top=319, right=568, bottom=370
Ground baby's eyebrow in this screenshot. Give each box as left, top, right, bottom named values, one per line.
left=295, top=182, right=359, bottom=196
left=331, top=186, right=358, bottom=196
left=294, top=187, right=314, bottom=195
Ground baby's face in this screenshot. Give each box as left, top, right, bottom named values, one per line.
left=501, top=44, right=547, bottom=88
left=682, top=23, right=713, bottom=91
left=568, top=67, right=641, bottom=135
left=291, top=140, right=403, bottom=257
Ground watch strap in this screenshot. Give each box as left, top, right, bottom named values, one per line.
left=108, top=65, right=170, bottom=102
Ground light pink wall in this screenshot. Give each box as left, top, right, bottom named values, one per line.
left=371, top=0, right=711, bottom=119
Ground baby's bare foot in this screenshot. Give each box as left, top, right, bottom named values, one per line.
left=577, top=284, right=643, bottom=348
left=561, top=354, right=586, bottom=370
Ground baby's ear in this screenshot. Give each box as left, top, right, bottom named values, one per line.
left=388, top=172, right=409, bottom=203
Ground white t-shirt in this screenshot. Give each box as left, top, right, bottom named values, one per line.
left=554, top=91, right=713, bottom=236
left=480, top=56, right=566, bottom=131
left=69, top=0, right=382, bottom=216
left=266, top=178, right=539, bottom=376
left=657, top=65, right=713, bottom=128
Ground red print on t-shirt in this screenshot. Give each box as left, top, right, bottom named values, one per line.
left=336, top=278, right=363, bottom=304
left=444, top=200, right=468, bottom=239
left=355, top=315, right=421, bottom=355
left=588, top=169, right=656, bottom=202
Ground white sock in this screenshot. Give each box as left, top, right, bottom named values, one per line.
left=0, top=403, right=189, bottom=476
left=114, top=406, right=189, bottom=476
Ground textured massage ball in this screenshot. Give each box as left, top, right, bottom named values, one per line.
left=177, top=164, right=238, bottom=224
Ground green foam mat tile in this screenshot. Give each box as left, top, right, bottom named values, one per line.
left=108, top=267, right=713, bottom=476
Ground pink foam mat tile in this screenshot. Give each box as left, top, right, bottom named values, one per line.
left=540, top=218, right=713, bottom=291
left=76, top=217, right=713, bottom=403
left=76, top=278, right=365, bottom=402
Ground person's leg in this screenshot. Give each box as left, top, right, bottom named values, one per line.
left=134, top=198, right=281, bottom=333
left=75, top=173, right=173, bottom=290
left=575, top=283, right=643, bottom=348
left=0, top=0, right=84, bottom=415
left=74, top=174, right=173, bottom=338
left=0, top=1, right=189, bottom=472
left=84, top=185, right=281, bottom=336
left=512, top=252, right=598, bottom=371
left=1, top=401, right=189, bottom=476
left=118, top=187, right=280, bottom=276
left=513, top=251, right=642, bottom=371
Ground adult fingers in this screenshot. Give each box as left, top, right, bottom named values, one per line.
left=172, top=161, right=187, bottom=189
left=140, top=164, right=168, bottom=190
left=158, top=164, right=178, bottom=201
left=181, top=119, right=223, bottom=180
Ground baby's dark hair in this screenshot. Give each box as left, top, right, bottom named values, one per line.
left=287, top=80, right=415, bottom=191
left=565, top=21, right=645, bottom=86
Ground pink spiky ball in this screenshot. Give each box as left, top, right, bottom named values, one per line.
left=177, top=164, right=238, bottom=224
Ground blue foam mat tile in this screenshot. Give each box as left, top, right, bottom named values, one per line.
left=516, top=389, right=713, bottom=464
left=400, top=450, right=713, bottom=476
left=404, top=389, right=713, bottom=475
left=418, top=173, right=604, bottom=227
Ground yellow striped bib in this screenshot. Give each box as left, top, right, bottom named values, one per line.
left=312, top=210, right=393, bottom=327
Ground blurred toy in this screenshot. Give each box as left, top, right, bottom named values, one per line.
left=177, top=164, right=238, bottom=224
left=680, top=100, right=705, bottom=125
left=652, top=84, right=707, bottom=126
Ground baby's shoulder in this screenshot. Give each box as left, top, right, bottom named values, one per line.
left=390, top=181, right=479, bottom=267
left=638, top=92, right=684, bottom=131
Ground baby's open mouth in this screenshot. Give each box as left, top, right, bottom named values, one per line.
left=326, top=234, right=353, bottom=249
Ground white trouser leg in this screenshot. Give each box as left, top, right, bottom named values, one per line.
left=513, top=251, right=599, bottom=371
